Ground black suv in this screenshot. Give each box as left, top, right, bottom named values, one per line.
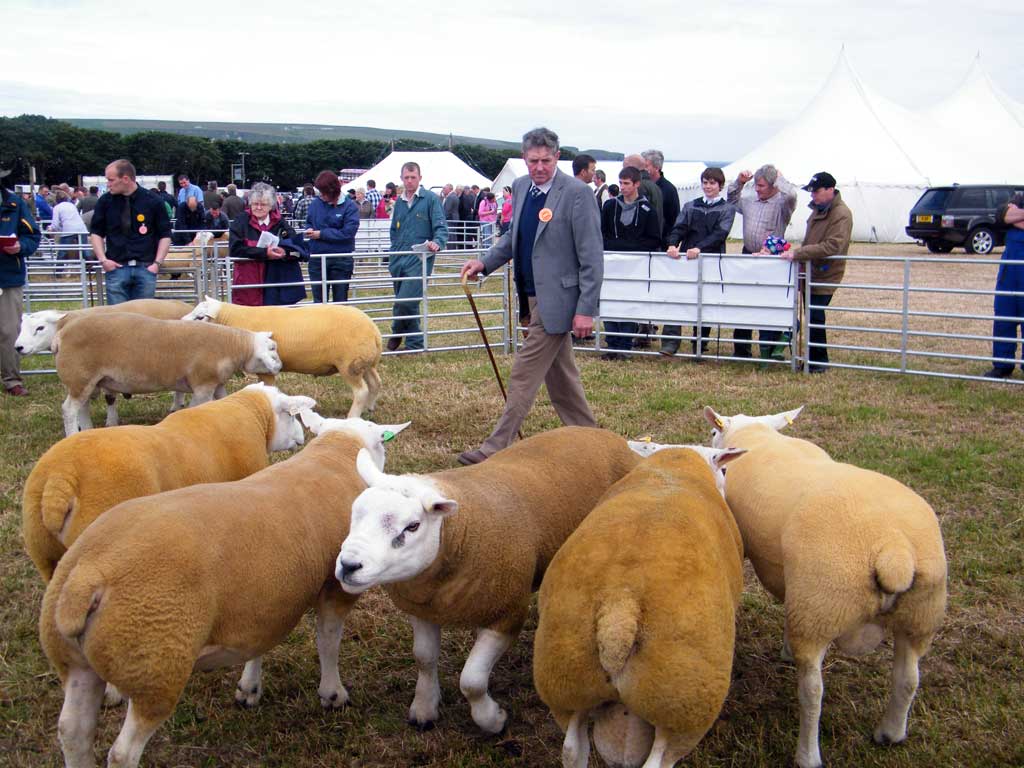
left=906, top=184, right=1024, bottom=255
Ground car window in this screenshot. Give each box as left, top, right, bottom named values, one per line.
left=916, top=189, right=950, bottom=209
left=955, top=189, right=988, bottom=208
left=990, top=189, right=1012, bottom=207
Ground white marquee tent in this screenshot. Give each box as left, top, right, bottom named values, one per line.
left=491, top=158, right=706, bottom=197
left=341, top=151, right=491, bottom=194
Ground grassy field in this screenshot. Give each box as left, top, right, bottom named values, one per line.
left=2, top=252, right=1023, bottom=767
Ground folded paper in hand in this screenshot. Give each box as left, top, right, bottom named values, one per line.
left=256, top=231, right=280, bottom=249
left=411, top=241, right=431, bottom=253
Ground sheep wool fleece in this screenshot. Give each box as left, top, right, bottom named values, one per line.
left=534, top=449, right=743, bottom=757
left=385, top=427, right=641, bottom=636
left=22, top=387, right=277, bottom=582
left=40, top=430, right=368, bottom=715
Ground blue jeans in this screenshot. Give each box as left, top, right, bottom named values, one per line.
left=992, top=232, right=1024, bottom=370
left=389, top=252, right=434, bottom=351
left=309, top=254, right=354, bottom=303
left=105, top=263, right=157, bottom=305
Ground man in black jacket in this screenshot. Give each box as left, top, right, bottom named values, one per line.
left=661, top=167, right=736, bottom=356
left=600, top=166, right=662, bottom=360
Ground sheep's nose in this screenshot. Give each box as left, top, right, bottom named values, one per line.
left=14, top=345, right=23, bottom=354
left=339, top=559, right=362, bottom=580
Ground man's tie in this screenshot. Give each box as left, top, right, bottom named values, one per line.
left=530, top=186, right=542, bottom=199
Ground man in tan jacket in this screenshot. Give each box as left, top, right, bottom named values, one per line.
left=783, top=172, right=852, bottom=373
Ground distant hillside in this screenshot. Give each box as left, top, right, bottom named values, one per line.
left=65, top=119, right=524, bottom=150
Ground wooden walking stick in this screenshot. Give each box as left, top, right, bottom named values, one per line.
left=462, top=271, right=523, bottom=440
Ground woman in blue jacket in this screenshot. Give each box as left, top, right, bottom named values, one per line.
left=1, top=173, right=42, bottom=396
left=304, top=171, right=360, bottom=303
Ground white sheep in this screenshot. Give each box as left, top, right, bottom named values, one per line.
left=40, top=413, right=409, bottom=768
left=336, top=426, right=641, bottom=734
left=53, top=313, right=282, bottom=437
left=704, top=405, right=947, bottom=768
left=534, top=446, right=746, bottom=768
left=184, top=295, right=382, bottom=417
left=23, top=382, right=312, bottom=583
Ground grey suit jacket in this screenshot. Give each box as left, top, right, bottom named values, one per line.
left=481, top=169, right=603, bottom=335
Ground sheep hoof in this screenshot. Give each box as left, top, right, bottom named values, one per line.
left=234, top=684, right=262, bottom=708
left=408, top=717, right=436, bottom=732
left=319, top=690, right=349, bottom=710
left=873, top=727, right=905, bottom=746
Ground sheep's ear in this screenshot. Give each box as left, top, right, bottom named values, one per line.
left=628, top=439, right=663, bottom=457
left=711, top=447, right=747, bottom=471
left=703, top=406, right=728, bottom=432
left=284, top=395, right=316, bottom=416
left=378, top=421, right=411, bottom=443
left=356, top=448, right=390, bottom=487
left=300, top=409, right=325, bottom=434
left=421, top=490, right=458, bottom=518
left=765, top=406, right=803, bottom=431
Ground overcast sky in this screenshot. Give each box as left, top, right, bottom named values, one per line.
left=2, top=0, right=1020, bottom=161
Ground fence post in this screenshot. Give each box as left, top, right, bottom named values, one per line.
left=501, top=261, right=510, bottom=355
left=421, top=251, right=430, bottom=351
left=802, top=263, right=812, bottom=374
left=900, top=257, right=911, bottom=373
left=696, top=253, right=704, bottom=361
left=790, top=258, right=800, bottom=372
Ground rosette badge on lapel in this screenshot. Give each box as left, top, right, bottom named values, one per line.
left=538, top=208, right=553, bottom=223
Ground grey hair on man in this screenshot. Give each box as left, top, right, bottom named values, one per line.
left=248, top=182, right=277, bottom=209
left=754, top=164, right=780, bottom=188
left=522, top=127, right=559, bottom=153
left=641, top=149, right=665, bottom=170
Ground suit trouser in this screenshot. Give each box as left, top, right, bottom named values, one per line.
left=480, top=297, right=597, bottom=455
left=0, top=285, right=23, bottom=389
left=808, top=292, right=833, bottom=367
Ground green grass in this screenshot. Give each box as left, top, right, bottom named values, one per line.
left=1, top=347, right=1022, bottom=767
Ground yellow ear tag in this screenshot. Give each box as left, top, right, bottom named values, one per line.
left=714, top=417, right=724, bottom=429
left=637, top=434, right=653, bottom=443
left=785, top=415, right=793, bottom=425
left=538, top=208, right=552, bottom=223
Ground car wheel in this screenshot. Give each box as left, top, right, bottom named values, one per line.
left=926, top=240, right=953, bottom=254
left=967, top=227, right=995, bottom=255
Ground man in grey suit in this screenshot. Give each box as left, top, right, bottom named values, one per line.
left=457, top=127, right=603, bottom=465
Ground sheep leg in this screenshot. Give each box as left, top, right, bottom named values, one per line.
left=169, top=391, right=186, bottom=412
left=639, top=728, right=670, bottom=768
left=63, top=394, right=92, bottom=437
left=343, top=372, right=371, bottom=419
left=364, top=367, right=382, bottom=412
left=561, top=710, right=591, bottom=768
left=315, top=593, right=350, bottom=709
left=794, top=646, right=828, bottom=768
left=873, top=632, right=927, bottom=746
left=407, top=616, right=442, bottom=729
left=459, top=628, right=514, bottom=734
left=189, top=385, right=217, bottom=407
left=103, top=392, right=120, bottom=427
left=234, top=658, right=262, bottom=708
left=781, top=624, right=794, bottom=662
left=106, top=699, right=164, bottom=768
left=57, top=666, right=105, bottom=768
left=214, top=383, right=227, bottom=399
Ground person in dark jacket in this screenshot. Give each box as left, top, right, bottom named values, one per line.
left=228, top=182, right=306, bottom=306
left=600, top=166, right=662, bottom=360
left=172, top=197, right=205, bottom=245
left=661, top=167, right=736, bottom=356
left=304, top=170, right=361, bottom=303
left=643, top=149, right=681, bottom=247
left=203, top=203, right=230, bottom=232
left=1, top=171, right=42, bottom=396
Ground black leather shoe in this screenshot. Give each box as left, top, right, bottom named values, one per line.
left=982, top=367, right=1013, bottom=379
left=386, top=337, right=402, bottom=352
left=457, top=449, right=488, bottom=466
left=659, top=344, right=679, bottom=357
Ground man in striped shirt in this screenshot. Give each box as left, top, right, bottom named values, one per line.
left=726, top=164, right=799, bottom=359
left=365, top=180, right=382, bottom=210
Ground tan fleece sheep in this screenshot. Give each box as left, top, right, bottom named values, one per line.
left=54, top=313, right=282, bottom=437
left=39, top=415, right=409, bottom=768
left=337, top=426, right=641, bottom=734
left=705, top=405, right=947, bottom=768
left=533, top=446, right=746, bottom=768
left=22, top=383, right=312, bottom=583
left=185, top=295, right=382, bottom=417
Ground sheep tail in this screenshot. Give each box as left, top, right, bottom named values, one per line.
left=595, top=592, right=642, bottom=679
left=55, top=562, right=106, bottom=642
left=40, top=474, right=77, bottom=544
left=873, top=534, right=916, bottom=612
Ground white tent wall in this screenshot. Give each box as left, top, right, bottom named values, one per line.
left=341, top=151, right=491, bottom=194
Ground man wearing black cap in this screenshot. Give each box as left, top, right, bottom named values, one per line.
left=0, top=168, right=42, bottom=396
left=781, top=172, right=852, bottom=373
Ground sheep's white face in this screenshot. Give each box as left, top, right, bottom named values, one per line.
left=246, top=332, right=283, bottom=375
left=15, top=310, right=65, bottom=355
left=704, top=405, right=803, bottom=448
left=244, top=383, right=316, bottom=452
left=298, top=411, right=410, bottom=471
left=336, top=450, right=457, bottom=594
left=183, top=295, right=223, bottom=322
left=628, top=442, right=746, bottom=498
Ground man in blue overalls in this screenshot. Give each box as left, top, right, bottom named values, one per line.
left=985, top=193, right=1024, bottom=379
left=387, top=162, right=448, bottom=352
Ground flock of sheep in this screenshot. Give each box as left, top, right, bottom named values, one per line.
left=14, top=296, right=948, bottom=768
